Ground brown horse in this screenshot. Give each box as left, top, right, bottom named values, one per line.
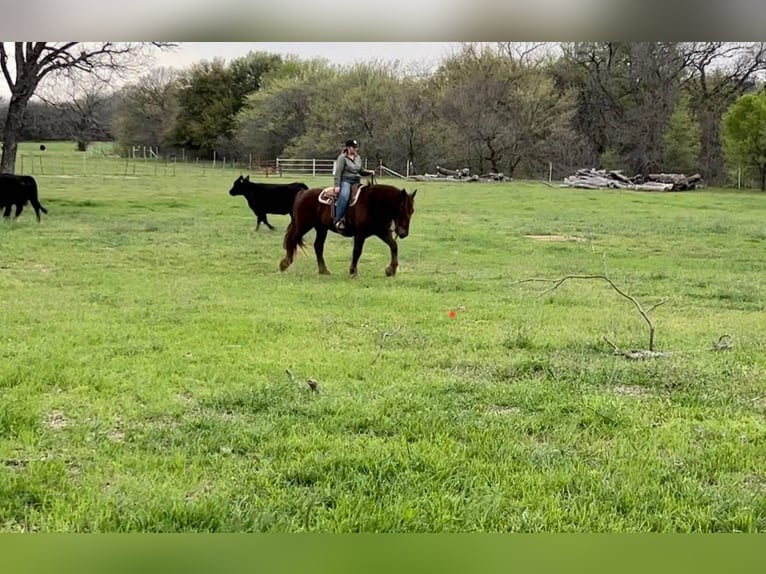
left=279, top=183, right=417, bottom=277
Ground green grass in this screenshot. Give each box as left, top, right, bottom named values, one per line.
left=1, top=142, right=766, bottom=532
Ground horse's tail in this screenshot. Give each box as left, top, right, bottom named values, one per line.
left=282, top=218, right=305, bottom=258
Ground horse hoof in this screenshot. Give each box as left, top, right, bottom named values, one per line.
left=279, top=259, right=289, bottom=272
left=319, top=268, right=331, bottom=275
left=385, top=267, right=396, bottom=277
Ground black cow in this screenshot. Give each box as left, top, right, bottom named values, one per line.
left=228, top=175, right=309, bottom=230
left=1, top=174, right=48, bottom=222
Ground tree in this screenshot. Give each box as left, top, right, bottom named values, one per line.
left=285, top=62, right=402, bottom=161
left=172, top=52, right=282, bottom=156
left=681, top=42, right=766, bottom=183
left=112, top=67, right=180, bottom=152
left=435, top=43, right=577, bottom=177
left=383, top=75, right=441, bottom=174
left=0, top=42, right=174, bottom=173
left=48, top=78, right=114, bottom=151
left=559, top=42, right=688, bottom=174
left=662, top=93, right=701, bottom=173
left=723, top=91, right=766, bottom=190
left=0, top=99, right=68, bottom=141
left=234, top=58, right=336, bottom=161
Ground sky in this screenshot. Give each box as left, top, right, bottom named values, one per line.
left=150, top=42, right=462, bottom=72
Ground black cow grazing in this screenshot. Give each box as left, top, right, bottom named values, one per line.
left=228, top=175, right=309, bottom=230
left=1, top=174, right=48, bottom=222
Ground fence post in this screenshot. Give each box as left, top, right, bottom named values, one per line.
left=549, top=161, right=553, bottom=183
left=738, top=167, right=742, bottom=189
left=312, top=158, right=316, bottom=176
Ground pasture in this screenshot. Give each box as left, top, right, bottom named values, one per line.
left=1, top=143, right=766, bottom=532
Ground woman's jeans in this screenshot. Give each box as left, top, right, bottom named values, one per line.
left=335, top=180, right=352, bottom=223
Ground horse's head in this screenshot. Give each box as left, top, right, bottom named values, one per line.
left=229, top=174, right=250, bottom=196
left=394, top=188, right=417, bottom=239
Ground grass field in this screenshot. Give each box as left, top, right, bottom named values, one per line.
left=1, top=142, right=766, bottom=532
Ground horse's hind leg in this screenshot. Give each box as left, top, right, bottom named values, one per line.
left=314, top=227, right=331, bottom=275
left=14, top=203, right=24, bottom=219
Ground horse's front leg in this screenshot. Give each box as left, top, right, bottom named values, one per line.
left=314, top=226, right=331, bottom=275
left=378, top=231, right=398, bottom=277
left=349, top=235, right=367, bottom=278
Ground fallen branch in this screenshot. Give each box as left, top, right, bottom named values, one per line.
left=286, top=369, right=320, bottom=393
left=711, top=334, right=734, bottom=351
left=604, top=337, right=672, bottom=360
left=371, top=325, right=402, bottom=365
left=514, top=273, right=667, bottom=352
left=513, top=255, right=669, bottom=354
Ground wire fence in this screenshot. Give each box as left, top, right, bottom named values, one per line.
left=14, top=149, right=762, bottom=189
left=15, top=153, right=307, bottom=179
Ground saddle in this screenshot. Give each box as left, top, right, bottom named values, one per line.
left=318, top=183, right=364, bottom=207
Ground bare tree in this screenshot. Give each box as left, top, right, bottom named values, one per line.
left=42, top=77, right=113, bottom=151
left=495, top=42, right=559, bottom=67
left=680, top=42, right=766, bottom=182
left=436, top=43, right=577, bottom=177
left=561, top=42, right=690, bottom=174
left=112, top=67, right=180, bottom=152
left=0, top=42, right=175, bottom=173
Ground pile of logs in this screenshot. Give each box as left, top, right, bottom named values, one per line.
left=409, top=165, right=511, bottom=183
left=561, top=169, right=703, bottom=191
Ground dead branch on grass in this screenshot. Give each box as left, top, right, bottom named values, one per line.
left=371, top=325, right=402, bottom=365
left=286, top=369, right=320, bottom=393
left=711, top=334, right=734, bottom=351
left=603, top=336, right=672, bottom=360
left=513, top=273, right=668, bottom=352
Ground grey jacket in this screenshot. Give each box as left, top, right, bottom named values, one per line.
left=335, top=152, right=373, bottom=187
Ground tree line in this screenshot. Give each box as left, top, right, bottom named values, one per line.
left=3, top=42, right=766, bottom=187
